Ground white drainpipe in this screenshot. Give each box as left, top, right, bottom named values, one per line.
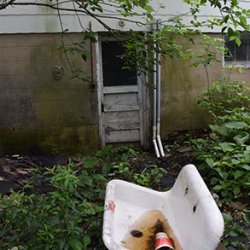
left=156, top=24, right=165, bottom=157
left=153, top=47, right=160, bottom=158
left=153, top=19, right=165, bottom=158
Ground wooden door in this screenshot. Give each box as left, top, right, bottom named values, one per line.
left=98, top=39, right=147, bottom=146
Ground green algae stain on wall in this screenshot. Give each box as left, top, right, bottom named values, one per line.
left=33, top=85, right=99, bottom=154
left=26, top=36, right=99, bottom=155
left=159, top=34, right=250, bottom=137
left=39, top=126, right=99, bottom=155
left=0, top=33, right=99, bottom=155
left=160, top=55, right=209, bottom=137
left=0, top=128, right=40, bottom=154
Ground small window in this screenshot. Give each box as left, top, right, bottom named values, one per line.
left=224, top=33, right=250, bottom=66
left=102, top=41, right=137, bottom=87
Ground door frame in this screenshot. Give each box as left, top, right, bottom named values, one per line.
left=95, top=34, right=149, bottom=147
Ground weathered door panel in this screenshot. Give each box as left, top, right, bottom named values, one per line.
left=105, top=120, right=140, bottom=132
left=104, top=111, right=139, bottom=124
left=103, top=92, right=139, bottom=112
left=105, top=129, right=140, bottom=143
left=98, top=38, right=147, bottom=146
left=102, top=88, right=141, bottom=143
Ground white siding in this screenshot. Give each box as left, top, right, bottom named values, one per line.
left=0, top=0, right=249, bottom=34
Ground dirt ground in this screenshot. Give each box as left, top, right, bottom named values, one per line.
left=0, top=130, right=198, bottom=195
left=0, top=146, right=68, bottom=194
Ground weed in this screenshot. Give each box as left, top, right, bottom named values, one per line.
left=0, top=146, right=166, bottom=249
left=190, top=80, right=250, bottom=248
left=0, top=161, right=105, bottom=249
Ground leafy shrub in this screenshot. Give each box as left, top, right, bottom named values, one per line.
left=0, top=162, right=106, bottom=249
left=193, top=116, right=250, bottom=201
left=197, top=80, right=250, bottom=123
left=0, top=146, right=166, bottom=249
left=192, top=81, right=250, bottom=201
left=222, top=211, right=249, bottom=249
left=112, top=162, right=167, bottom=188
left=191, top=81, right=250, bottom=248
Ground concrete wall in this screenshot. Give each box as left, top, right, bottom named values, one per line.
left=1, top=33, right=250, bottom=154
left=0, top=33, right=99, bottom=154
left=160, top=34, right=250, bottom=136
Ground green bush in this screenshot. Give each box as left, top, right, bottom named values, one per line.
left=0, top=162, right=106, bottom=249
left=192, top=114, right=250, bottom=201
left=197, top=80, right=250, bottom=123
left=193, top=81, right=250, bottom=201
left=191, top=80, right=250, bottom=248
left=0, top=146, right=166, bottom=249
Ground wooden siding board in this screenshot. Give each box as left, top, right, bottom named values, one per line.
left=103, top=92, right=139, bottom=112
left=105, top=121, right=140, bottom=132
left=104, top=111, right=139, bottom=123
left=103, top=86, right=138, bottom=94
left=105, top=129, right=140, bottom=143
left=103, top=105, right=139, bottom=112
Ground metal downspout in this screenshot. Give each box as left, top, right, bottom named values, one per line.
left=154, top=19, right=165, bottom=157
left=152, top=20, right=161, bottom=158
left=156, top=49, right=165, bottom=157
left=156, top=20, right=165, bottom=157
left=153, top=46, right=160, bottom=158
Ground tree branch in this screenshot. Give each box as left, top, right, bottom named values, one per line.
left=2, top=1, right=149, bottom=30
left=0, top=0, right=16, bottom=10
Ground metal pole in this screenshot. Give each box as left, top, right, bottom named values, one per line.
left=156, top=19, right=165, bottom=157
left=152, top=20, right=160, bottom=158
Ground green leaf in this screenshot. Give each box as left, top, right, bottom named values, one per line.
left=242, top=165, right=250, bottom=171
left=225, top=121, right=248, bottom=130
left=243, top=150, right=250, bottom=162
left=235, top=37, right=241, bottom=47
left=221, top=26, right=227, bottom=33
left=69, top=239, right=83, bottom=250
left=231, top=0, right=238, bottom=8
left=205, top=158, right=215, bottom=168
left=82, top=235, right=91, bottom=248
left=210, top=125, right=228, bottom=136
left=84, top=156, right=99, bottom=168
left=233, top=132, right=249, bottom=145
left=223, top=15, right=229, bottom=23
left=210, top=177, right=219, bottom=185
left=234, top=170, right=244, bottom=179
left=219, top=142, right=235, bottom=152
left=232, top=159, right=240, bottom=165
left=215, top=168, right=228, bottom=179
left=81, top=53, right=88, bottom=61
left=242, top=210, right=250, bottom=224
left=229, top=229, right=242, bottom=237
left=223, top=212, right=233, bottom=222
left=227, top=27, right=235, bottom=37
left=102, top=163, right=111, bottom=175
left=240, top=16, right=247, bottom=28
left=213, top=184, right=222, bottom=191
left=233, top=186, right=240, bottom=196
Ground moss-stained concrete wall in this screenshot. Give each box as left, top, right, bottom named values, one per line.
left=1, top=33, right=250, bottom=153
left=0, top=33, right=99, bottom=155
left=160, top=34, right=250, bottom=137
